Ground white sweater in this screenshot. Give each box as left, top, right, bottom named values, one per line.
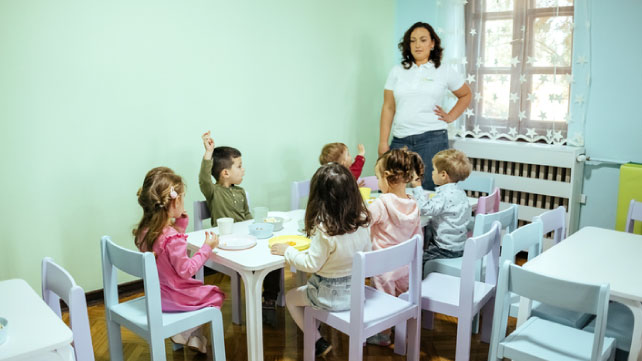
left=284, top=226, right=371, bottom=278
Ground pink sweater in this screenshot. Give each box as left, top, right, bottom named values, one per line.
left=137, top=216, right=225, bottom=311
left=369, top=193, right=422, bottom=296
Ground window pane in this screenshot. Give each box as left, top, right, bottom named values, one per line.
left=535, top=0, right=573, bottom=8
left=481, top=74, right=510, bottom=119
left=529, top=74, right=570, bottom=122
left=484, top=20, right=513, bottom=67
left=485, top=0, right=513, bottom=12
left=533, top=16, right=573, bottom=67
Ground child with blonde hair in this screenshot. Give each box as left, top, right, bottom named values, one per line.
left=366, top=147, right=424, bottom=346
left=271, top=163, right=372, bottom=357
left=134, top=167, right=224, bottom=353
left=409, top=148, right=473, bottom=278
left=319, top=142, right=366, bottom=179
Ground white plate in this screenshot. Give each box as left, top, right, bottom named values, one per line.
left=267, top=211, right=292, bottom=223
left=217, top=234, right=257, bottom=250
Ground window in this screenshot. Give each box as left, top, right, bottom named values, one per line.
left=464, top=0, right=574, bottom=140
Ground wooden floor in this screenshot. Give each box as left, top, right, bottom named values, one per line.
left=72, top=270, right=516, bottom=361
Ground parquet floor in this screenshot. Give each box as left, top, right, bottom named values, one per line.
left=69, top=270, right=516, bottom=360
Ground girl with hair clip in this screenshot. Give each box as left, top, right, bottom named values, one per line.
left=270, top=163, right=372, bottom=357
left=133, top=167, right=224, bottom=353
left=366, top=148, right=424, bottom=346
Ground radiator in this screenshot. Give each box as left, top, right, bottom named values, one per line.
left=451, top=138, right=585, bottom=247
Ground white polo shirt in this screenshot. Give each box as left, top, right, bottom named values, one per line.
left=384, top=62, right=464, bottom=138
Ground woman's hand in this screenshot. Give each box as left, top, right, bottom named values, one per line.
left=204, top=231, right=219, bottom=249
left=378, top=142, right=390, bottom=157
left=434, top=106, right=456, bottom=123
left=270, top=243, right=289, bottom=256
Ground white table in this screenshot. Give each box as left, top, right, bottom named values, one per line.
left=186, top=210, right=304, bottom=361
left=520, top=227, right=642, bottom=361
left=0, top=279, right=75, bottom=361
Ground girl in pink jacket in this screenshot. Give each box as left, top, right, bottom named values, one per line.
left=134, top=167, right=224, bottom=353
left=367, top=148, right=424, bottom=346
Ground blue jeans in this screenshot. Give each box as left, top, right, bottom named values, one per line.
left=390, top=129, right=449, bottom=191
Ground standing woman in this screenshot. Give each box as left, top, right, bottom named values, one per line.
left=378, top=22, right=471, bottom=190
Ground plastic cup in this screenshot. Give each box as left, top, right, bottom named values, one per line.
left=217, top=217, right=234, bottom=236
left=359, top=187, right=371, bottom=201
left=253, top=206, right=269, bottom=221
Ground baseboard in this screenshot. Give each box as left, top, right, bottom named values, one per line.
left=85, top=279, right=144, bottom=306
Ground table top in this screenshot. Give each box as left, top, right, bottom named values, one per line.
left=0, top=279, right=73, bottom=360
left=524, top=227, right=642, bottom=302
left=187, top=210, right=305, bottom=272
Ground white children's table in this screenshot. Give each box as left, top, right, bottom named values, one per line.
left=0, top=279, right=75, bottom=361
left=186, top=209, right=304, bottom=361
left=519, top=227, right=642, bottom=361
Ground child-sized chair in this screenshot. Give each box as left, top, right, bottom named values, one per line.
left=290, top=179, right=311, bottom=210
left=358, top=175, right=379, bottom=191
left=625, top=199, right=642, bottom=233
left=533, top=205, right=567, bottom=247
left=303, top=235, right=423, bottom=361
left=475, top=187, right=500, bottom=215
left=41, top=257, right=95, bottom=361
left=394, top=222, right=501, bottom=361
left=489, top=262, right=616, bottom=361
left=457, top=174, right=495, bottom=195
left=100, top=236, right=226, bottom=361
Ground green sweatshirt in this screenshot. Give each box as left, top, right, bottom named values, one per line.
left=199, top=158, right=252, bottom=227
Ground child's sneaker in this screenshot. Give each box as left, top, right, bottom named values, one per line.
left=262, top=298, right=277, bottom=328
left=366, top=332, right=392, bottom=346
left=315, top=337, right=333, bottom=357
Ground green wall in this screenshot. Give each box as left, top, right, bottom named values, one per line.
left=0, top=1, right=395, bottom=291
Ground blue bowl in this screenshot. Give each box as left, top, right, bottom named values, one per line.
left=248, top=223, right=274, bottom=239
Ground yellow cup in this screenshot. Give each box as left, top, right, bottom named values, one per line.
left=359, top=187, right=371, bottom=201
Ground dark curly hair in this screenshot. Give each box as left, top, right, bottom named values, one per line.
left=376, top=148, right=425, bottom=185
left=304, top=163, right=370, bottom=237
left=398, top=22, right=443, bottom=69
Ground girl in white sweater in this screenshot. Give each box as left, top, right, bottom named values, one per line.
left=271, top=163, right=371, bottom=357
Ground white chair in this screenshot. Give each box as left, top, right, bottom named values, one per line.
left=358, top=175, right=379, bottom=191
left=100, top=236, right=226, bottom=361
left=625, top=199, right=642, bottom=233
left=290, top=179, right=310, bottom=210
left=533, top=205, right=567, bottom=246
left=41, top=257, right=95, bottom=361
left=303, top=235, right=423, bottom=361
left=581, top=199, right=642, bottom=360
left=394, top=222, right=502, bottom=361
left=457, top=174, right=495, bottom=195
left=489, top=262, right=616, bottom=361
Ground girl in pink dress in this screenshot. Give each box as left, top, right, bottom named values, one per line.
left=367, top=148, right=424, bottom=346
left=133, top=167, right=224, bottom=353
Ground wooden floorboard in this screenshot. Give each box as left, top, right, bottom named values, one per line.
left=67, top=270, right=516, bottom=360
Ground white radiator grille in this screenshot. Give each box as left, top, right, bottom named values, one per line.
left=451, top=138, right=585, bottom=237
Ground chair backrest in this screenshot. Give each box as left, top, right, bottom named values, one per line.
left=626, top=199, right=642, bottom=233
left=358, top=176, right=379, bottom=192
left=193, top=200, right=211, bottom=231
left=349, top=235, right=422, bottom=327
left=493, top=262, right=610, bottom=361
left=290, top=179, right=311, bottom=210
left=42, top=258, right=95, bottom=361
left=100, top=236, right=164, bottom=331
left=458, top=174, right=495, bottom=195
left=532, top=206, right=566, bottom=245
left=499, top=221, right=543, bottom=266
left=472, top=203, right=519, bottom=237
left=460, top=222, right=502, bottom=302
left=475, top=187, right=501, bottom=215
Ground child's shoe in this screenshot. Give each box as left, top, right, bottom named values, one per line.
left=366, top=332, right=392, bottom=346
left=262, top=298, right=278, bottom=328
left=315, top=337, right=333, bottom=357
left=170, top=330, right=190, bottom=346
left=187, top=335, right=208, bottom=354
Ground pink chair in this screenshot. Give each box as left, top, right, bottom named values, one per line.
left=475, top=187, right=500, bottom=215
left=394, top=222, right=502, bottom=361
left=358, top=176, right=379, bottom=191
left=41, top=257, right=95, bottom=361
left=625, top=199, right=642, bottom=233
left=303, top=235, right=423, bottom=361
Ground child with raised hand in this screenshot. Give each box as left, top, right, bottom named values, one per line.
left=366, top=148, right=424, bottom=346
left=270, top=163, right=371, bottom=357
left=134, top=167, right=224, bottom=353
left=409, top=149, right=473, bottom=278
left=319, top=142, right=366, bottom=179
left=199, top=130, right=281, bottom=326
